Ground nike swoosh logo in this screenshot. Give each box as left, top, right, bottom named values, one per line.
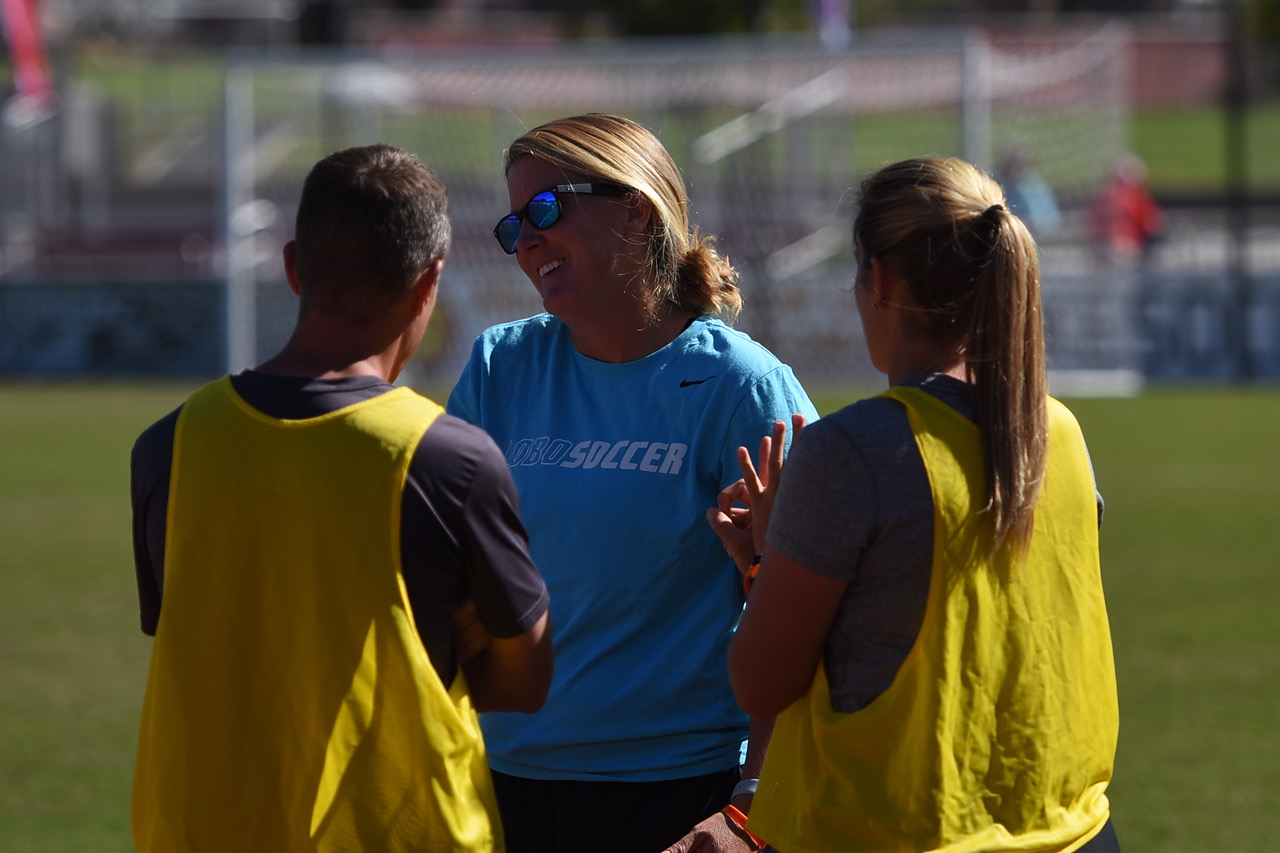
left=680, top=375, right=717, bottom=388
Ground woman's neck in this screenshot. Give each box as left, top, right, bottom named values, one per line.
left=568, top=307, right=698, bottom=363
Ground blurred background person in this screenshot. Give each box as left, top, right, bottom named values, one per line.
left=995, top=147, right=1061, bottom=239
left=1091, top=153, right=1165, bottom=267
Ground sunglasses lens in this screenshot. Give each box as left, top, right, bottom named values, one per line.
left=493, top=190, right=571, bottom=254
left=495, top=215, right=521, bottom=254
left=526, top=192, right=561, bottom=229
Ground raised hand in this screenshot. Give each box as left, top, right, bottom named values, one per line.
left=706, top=414, right=806, bottom=579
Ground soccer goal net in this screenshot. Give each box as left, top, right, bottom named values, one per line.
left=222, top=24, right=1135, bottom=392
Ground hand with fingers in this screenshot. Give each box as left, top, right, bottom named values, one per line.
left=706, top=413, right=807, bottom=584
left=658, top=807, right=765, bottom=853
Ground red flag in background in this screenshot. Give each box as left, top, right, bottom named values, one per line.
left=1, top=0, right=55, bottom=105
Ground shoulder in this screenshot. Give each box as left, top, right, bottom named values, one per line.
left=669, top=319, right=817, bottom=428
left=419, top=410, right=501, bottom=450
left=473, top=314, right=563, bottom=354
left=687, top=317, right=789, bottom=374
left=1045, top=397, right=1096, bottom=478
left=131, top=404, right=184, bottom=516
left=133, top=404, right=182, bottom=460
left=1047, top=395, right=1085, bottom=437
left=797, top=396, right=910, bottom=456
left=408, top=414, right=523, bottom=533
left=461, top=315, right=567, bottom=386
left=410, top=413, right=520, bottom=511
left=131, top=397, right=189, bottom=484
left=415, top=412, right=507, bottom=474
left=684, top=318, right=812, bottom=396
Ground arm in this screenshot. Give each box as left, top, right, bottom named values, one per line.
left=657, top=717, right=774, bottom=852
left=663, top=377, right=817, bottom=852
left=131, top=445, right=163, bottom=636
left=728, top=714, right=774, bottom=817
left=455, top=602, right=553, bottom=713
left=454, top=421, right=553, bottom=713
left=445, top=333, right=490, bottom=426
left=417, top=413, right=553, bottom=712
left=660, top=721, right=771, bottom=853
left=131, top=408, right=182, bottom=636
left=729, top=547, right=848, bottom=719
left=711, top=413, right=846, bottom=718
left=657, top=417, right=805, bottom=853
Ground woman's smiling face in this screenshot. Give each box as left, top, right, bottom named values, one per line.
left=504, top=156, right=646, bottom=331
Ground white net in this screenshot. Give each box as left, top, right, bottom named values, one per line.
left=223, top=26, right=1133, bottom=390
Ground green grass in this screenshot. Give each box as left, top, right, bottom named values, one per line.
left=1134, top=103, right=1280, bottom=192
left=0, top=382, right=189, bottom=852
left=2, top=382, right=1277, bottom=850
left=1066, top=389, right=1280, bottom=852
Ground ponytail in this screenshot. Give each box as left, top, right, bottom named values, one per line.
left=854, top=157, right=1048, bottom=553
left=659, top=229, right=742, bottom=322
left=966, top=204, right=1047, bottom=551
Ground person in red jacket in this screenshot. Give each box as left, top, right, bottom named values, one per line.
left=1091, top=153, right=1165, bottom=266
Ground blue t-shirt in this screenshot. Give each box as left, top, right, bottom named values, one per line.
left=448, top=314, right=818, bottom=781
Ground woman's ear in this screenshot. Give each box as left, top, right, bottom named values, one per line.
left=624, top=193, right=653, bottom=238
left=866, top=254, right=903, bottom=307
left=864, top=254, right=888, bottom=304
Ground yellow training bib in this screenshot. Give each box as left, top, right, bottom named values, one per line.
left=133, top=377, right=502, bottom=852
left=750, top=390, right=1117, bottom=853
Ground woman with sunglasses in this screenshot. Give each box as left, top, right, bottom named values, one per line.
left=711, top=157, right=1121, bottom=852
left=447, top=113, right=817, bottom=853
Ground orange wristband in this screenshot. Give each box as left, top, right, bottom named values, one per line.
left=742, top=554, right=762, bottom=596
left=722, top=804, right=764, bottom=849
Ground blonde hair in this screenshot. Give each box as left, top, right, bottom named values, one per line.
left=854, top=156, right=1047, bottom=551
left=504, top=114, right=742, bottom=322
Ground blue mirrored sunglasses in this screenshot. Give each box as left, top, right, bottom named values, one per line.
left=492, top=183, right=629, bottom=254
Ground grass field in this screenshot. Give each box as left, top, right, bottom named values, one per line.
left=2, top=381, right=1278, bottom=851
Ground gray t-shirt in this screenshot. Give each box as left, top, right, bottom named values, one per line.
left=768, top=374, right=1102, bottom=713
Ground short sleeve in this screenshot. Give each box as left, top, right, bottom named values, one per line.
left=457, top=431, right=550, bottom=637
left=720, top=365, right=820, bottom=491
left=402, top=415, right=547, bottom=661
left=768, top=416, right=877, bottom=582
left=131, top=406, right=182, bottom=636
